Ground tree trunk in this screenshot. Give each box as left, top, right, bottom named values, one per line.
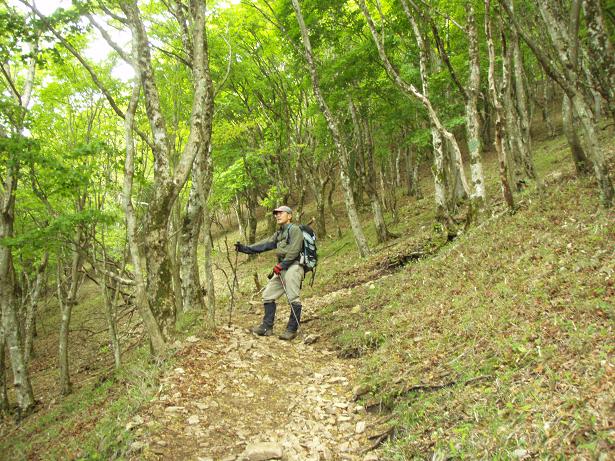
left=405, top=1, right=454, bottom=219
left=502, top=22, right=525, bottom=191
left=309, top=176, right=328, bottom=238
left=169, top=204, right=183, bottom=317
left=562, top=0, right=591, bottom=177
left=57, top=261, right=72, bottom=396
left=447, top=139, right=470, bottom=204
left=24, top=251, right=48, bottom=364
left=581, top=0, right=615, bottom=121
left=180, top=177, right=204, bottom=314
left=465, top=3, right=486, bottom=204
left=502, top=0, right=614, bottom=207
left=510, top=9, right=540, bottom=188
left=581, top=61, right=604, bottom=121
left=120, top=1, right=213, bottom=344
left=199, top=146, right=216, bottom=330
left=351, top=147, right=365, bottom=210
left=122, top=82, right=167, bottom=356
left=328, top=181, right=343, bottom=238
left=572, top=93, right=614, bottom=206
left=234, top=199, right=247, bottom=243
left=102, top=273, right=121, bottom=370
left=480, top=89, right=493, bottom=147
left=405, top=147, right=421, bottom=198
left=291, top=0, right=370, bottom=257
left=540, top=78, right=556, bottom=138
left=0, top=327, right=8, bottom=413
left=1, top=171, right=35, bottom=413
left=0, top=41, right=36, bottom=414
left=124, top=1, right=178, bottom=339
left=402, top=1, right=470, bottom=209
left=57, top=224, right=83, bottom=396
left=121, top=0, right=215, bottom=344
left=360, top=0, right=470, bottom=232
left=394, top=148, right=402, bottom=188
left=316, top=191, right=327, bottom=237
left=246, top=195, right=258, bottom=245
left=535, top=0, right=614, bottom=207
left=296, top=172, right=306, bottom=220
left=266, top=209, right=276, bottom=236
left=562, top=96, right=590, bottom=176
left=203, top=206, right=216, bottom=330
left=368, top=124, right=393, bottom=236
left=348, top=97, right=390, bottom=244
left=143, top=209, right=177, bottom=341
left=486, top=0, right=515, bottom=210
left=432, top=129, right=454, bottom=227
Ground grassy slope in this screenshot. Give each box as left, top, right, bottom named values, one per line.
left=1, top=128, right=612, bottom=460
left=327, top=179, right=612, bottom=458
left=308, top=136, right=614, bottom=458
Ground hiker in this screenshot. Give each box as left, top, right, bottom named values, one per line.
left=235, top=205, right=304, bottom=340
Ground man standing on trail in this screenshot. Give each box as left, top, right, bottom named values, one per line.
left=235, top=205, right=304, bottom=340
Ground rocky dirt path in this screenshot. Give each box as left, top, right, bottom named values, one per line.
left=127, top=305, right=384, bottom=461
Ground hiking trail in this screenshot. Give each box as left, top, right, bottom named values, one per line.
left=126, top=290, right=383, bottom=461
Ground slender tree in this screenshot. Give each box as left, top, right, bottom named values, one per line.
left=485, top=0, right=515, bottom=209
left=465, top=3, right=486, bottom=205
left=0, top=17, right=37, bottom=411
left=291, top=0, right=370, bottom=256
left=562, top=0, right=590, bottom=176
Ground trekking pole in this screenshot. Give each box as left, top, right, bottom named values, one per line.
left=277, top=273, right=301, bottom=329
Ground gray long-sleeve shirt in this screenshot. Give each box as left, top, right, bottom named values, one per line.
left=245, top=223, right=303, bottom=269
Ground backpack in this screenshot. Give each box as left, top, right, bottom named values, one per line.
left=297, top=224, right=318, bottom=272
left=285, top=223, right=318, bottom=285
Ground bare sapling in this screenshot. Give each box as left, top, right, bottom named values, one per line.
left=214, top=236, right=240, bottom=327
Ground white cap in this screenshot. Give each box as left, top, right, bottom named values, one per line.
left=273, top=205, right=292, bottom=214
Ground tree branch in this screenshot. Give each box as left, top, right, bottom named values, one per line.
left=18, top=0, right=155, bottom=150
left=430, top=19, right=467, bottom=100
left=95, top=1, right=128, bottom=25
left=151, top=43, right=192, bottom=68
left=85, top=13, right=131, bottom=63
left=0, top=64, right=22, bottom=106
left=214, top=26, right=233, bottom=98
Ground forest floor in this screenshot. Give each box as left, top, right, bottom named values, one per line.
left=1, top=126, right=614, bottom=460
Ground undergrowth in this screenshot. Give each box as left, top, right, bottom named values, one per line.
left=313, top=142, right=614, bottom=458
left=1, top=336, right=179, bottom=460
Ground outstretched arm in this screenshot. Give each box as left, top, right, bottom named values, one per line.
left=236, top=233, right=277, bottom=254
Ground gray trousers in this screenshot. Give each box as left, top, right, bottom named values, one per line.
left=263, top=263, right=304, bottom=304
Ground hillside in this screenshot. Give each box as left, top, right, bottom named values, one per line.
left=1, top=128, right=613, bottom=460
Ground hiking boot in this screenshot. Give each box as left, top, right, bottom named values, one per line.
left=279, top=329, right=297, bottom=341
left=262, top=301, right=276, bottom=326
left=287, top=302, right=302, bottom=332
left=251, top=324, right=273, bottom=336
left=252, top=302, right=276, bottom=336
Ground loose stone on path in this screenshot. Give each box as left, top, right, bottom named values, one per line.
left=240, top=442, right=283, bottom=460
left=130, top=324, right=381, bottom=460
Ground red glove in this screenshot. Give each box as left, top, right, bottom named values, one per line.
left=273, top=263, right=283, bottom=275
